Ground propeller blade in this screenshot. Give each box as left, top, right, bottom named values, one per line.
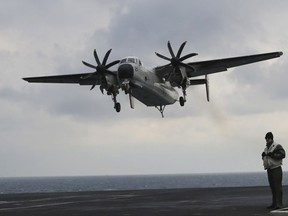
left=167, top=41, right=175, bottom=58
left=102, top=49, right=112, bottom=66
left=93, top=49, right=101, bottom=65
left=179, top=62, right=195, bottom=71
left=106, top=60, right=120, bottom=69
left=81, top=73, right=95, bottom=79
left=90, top=84, right=96, bottom=90
left=83, top=48, right=120, bottom=92
left=179, top=53, right=198, bottom=61
left=176, top=41, right=187, bottom=58
left=104, top=70, right=117, bottom=77
left=82, top=61, right=97, bottom=69
left=155, top=52, right=171, bottom=61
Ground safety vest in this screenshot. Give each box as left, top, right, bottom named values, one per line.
left=263, top=142, right=283, bottom=170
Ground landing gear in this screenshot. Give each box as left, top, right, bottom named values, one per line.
left=179, top=96, right=185, bottom=106
left=115, top=102, right=121, bottom=112
left=179, top=87, right=187, bottom=107
left=112, top=93, right=121, bottom=113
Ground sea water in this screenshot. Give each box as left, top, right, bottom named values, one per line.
left=0, top=172, right=287, bottom=194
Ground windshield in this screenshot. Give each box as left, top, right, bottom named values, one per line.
left=120, top=57, right=141, bottom=65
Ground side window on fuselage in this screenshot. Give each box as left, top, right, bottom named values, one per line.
left=120, top=59, right=126, bottom=64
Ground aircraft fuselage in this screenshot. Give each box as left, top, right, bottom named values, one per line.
left=117, top=57, right=179, bottom=107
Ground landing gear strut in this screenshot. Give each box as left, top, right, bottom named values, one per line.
left=112, top=93, right=121, bottom=112
left=179, top=86, right=187, bottom=107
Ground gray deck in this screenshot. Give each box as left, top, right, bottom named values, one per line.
left=1, top=186, right=288, bottom=215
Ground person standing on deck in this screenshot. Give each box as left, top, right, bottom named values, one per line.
left=262, top=132, right=286, bottom=210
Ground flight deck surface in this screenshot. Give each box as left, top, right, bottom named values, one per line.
left=1, top=186, right=287, bottom=216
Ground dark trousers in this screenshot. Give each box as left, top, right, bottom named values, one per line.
left=267, top=166, right=283, bottom=207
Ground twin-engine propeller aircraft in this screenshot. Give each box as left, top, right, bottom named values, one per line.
left=23, top=41, right=283, bottom=117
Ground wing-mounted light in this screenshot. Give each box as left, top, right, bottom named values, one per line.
left=189, top=75, right=210, bottom=102
left=81, top=49, right=120, bottom=91
left=155, top=41, right=197, bottom=74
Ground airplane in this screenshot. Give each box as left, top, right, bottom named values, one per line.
left=23, top=41, right=283, bottom=117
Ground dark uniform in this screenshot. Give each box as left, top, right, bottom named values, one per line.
left=262, top=132, right=285, bottom=210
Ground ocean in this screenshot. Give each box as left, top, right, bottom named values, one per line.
left=0, top=172, right=287, bottom=194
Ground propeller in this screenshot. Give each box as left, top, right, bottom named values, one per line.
left=155, top=41, right=198, bottom=72
left=82, top=49, right=120, bottom=90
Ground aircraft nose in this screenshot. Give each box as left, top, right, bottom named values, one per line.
left=118, top=64, right=134, bottom=79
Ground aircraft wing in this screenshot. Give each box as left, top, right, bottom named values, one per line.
left=23, top=73, right=101, bottom=85
left=155, top=51, right=283, bottom=79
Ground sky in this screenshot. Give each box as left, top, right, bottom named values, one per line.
left=0, top=0, right=288, bottom=177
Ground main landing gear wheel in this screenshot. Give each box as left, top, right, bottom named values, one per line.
left=179, top=85, right=187, bottom=107
left=179, top=97, right=185, bottom=106
left=112, top=93, right=121, bottom=113
left=115, top=102, right=121, bottom=112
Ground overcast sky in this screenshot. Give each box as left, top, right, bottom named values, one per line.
left=0, top=0, right=288, bottom=177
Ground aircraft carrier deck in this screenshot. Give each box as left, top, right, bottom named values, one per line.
left=1, top=186, right=288, bottom=215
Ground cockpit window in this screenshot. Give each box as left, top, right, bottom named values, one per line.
left=120, top=57, right=142, bottom=65
left=120, top=59, right=126, bottom=64
left=127, top=58, right=136, bottom=63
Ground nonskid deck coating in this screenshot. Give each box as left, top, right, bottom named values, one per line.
left=1, top=186, right=288, bottom=216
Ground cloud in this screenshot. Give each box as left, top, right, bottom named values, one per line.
left=0, top=0, right=288, bottom=177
